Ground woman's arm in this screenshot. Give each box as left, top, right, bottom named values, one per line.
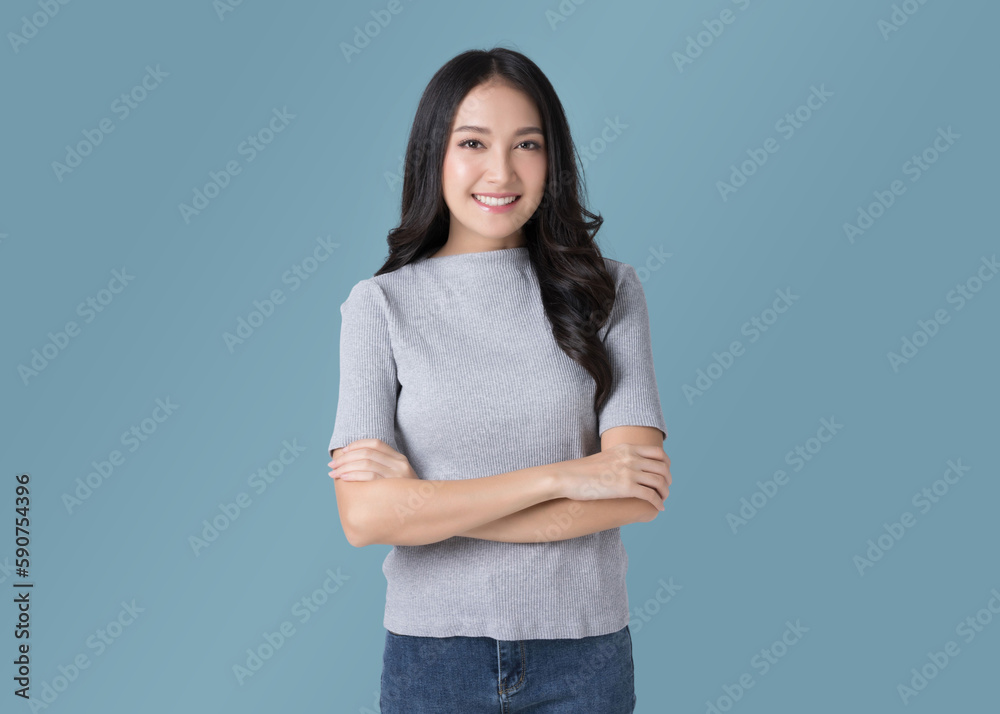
left=454, top=426, right=667, bottom=543
left=331, top=430, right=668, bottom=547
left=333, top=448, right=563, bottom=547
left=455, top=496, right=657, bottom=543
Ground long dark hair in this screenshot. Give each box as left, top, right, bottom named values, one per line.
left=375, top=46, right=616, bottom=415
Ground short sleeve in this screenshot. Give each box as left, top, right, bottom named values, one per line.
left=328, top=279, right=400, bottom=456
left=596, top=263, right=668, bottom=441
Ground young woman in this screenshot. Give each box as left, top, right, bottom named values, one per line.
left=328, top=47, right=671, bottom=713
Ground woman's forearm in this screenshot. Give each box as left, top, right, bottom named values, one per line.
left=455, top=496, right=658, bottom=543
left=342, top=464, right=563, bottom=547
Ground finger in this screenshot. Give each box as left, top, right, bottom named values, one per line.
left=642, top=482, right=667, bottom=508
left=638, top=456, right=671, bottom=487
left=333, top=470, right=378, bottom=481
left=344, top=438, right=387, bottom=455
left=335, top=459, right=388, bottom=479
left=633, top=484, right=664, bottom=511
left=330, top=441, right=382, bottom=469
left=333, top=449, right=397, bottom=475
left=637, top=472, right=668, bottom=502
left=632, top=469, right=663, bottom=500
left=633, top=444, right=669, bottom=462
left=337, top=442, right=401, bottom=467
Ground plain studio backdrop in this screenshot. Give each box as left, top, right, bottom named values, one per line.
left=1, top=1, right=996, bottom=712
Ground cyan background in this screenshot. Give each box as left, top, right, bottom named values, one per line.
left=2, top=0, right=997, bottom=712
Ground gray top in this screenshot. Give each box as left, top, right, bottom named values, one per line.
left=329, top=245, right=667, bottom=639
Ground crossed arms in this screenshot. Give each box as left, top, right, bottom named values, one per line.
left=329, top=425, right=669, bottom=547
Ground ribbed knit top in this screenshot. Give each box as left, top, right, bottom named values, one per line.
left=329, top=245, right=668, bottom=640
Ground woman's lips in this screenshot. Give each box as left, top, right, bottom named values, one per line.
left=472, top=194, right=521, bottom=213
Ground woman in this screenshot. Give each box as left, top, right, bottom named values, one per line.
left=328, top=47, right=671, bottom=713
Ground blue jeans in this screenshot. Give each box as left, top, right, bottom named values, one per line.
left=380, top=624, right=636, bottom=713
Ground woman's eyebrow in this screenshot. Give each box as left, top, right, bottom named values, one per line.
left=452, top=125, right=544, bottom=136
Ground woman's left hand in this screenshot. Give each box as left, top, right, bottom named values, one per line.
left=328, top=439, right=420, bottom=481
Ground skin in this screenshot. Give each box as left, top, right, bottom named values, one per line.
left=329, top=426, right=670, bottom=545
left=327, top=80, right=672, bottom=546
left=429, top=79, right=547, bottom=257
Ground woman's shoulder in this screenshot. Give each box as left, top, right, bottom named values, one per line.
left=338, top=263, right=425, bottom=313
left=601, top=255, right=629, bottom=271
left=600, top=255, right=641, bottom=287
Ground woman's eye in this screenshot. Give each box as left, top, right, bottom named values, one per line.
left=458, top=139, right=543, bottom=150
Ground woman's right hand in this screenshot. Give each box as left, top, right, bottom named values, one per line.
left=556, top=444, right=671, bottom=510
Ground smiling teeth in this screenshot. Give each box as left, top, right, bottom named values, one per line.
left=474, top=194, right=518, bottom=206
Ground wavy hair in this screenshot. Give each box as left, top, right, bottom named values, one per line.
left=374, top=46, right=617, bottom=414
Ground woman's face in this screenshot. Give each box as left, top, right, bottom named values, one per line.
left=440, top=81, right=547, bottom=251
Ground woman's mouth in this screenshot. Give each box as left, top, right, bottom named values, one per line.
left=472, top=194, right=521, bottom=213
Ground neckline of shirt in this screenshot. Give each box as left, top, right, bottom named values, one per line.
left=419, top=246, right=529, bottom=267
